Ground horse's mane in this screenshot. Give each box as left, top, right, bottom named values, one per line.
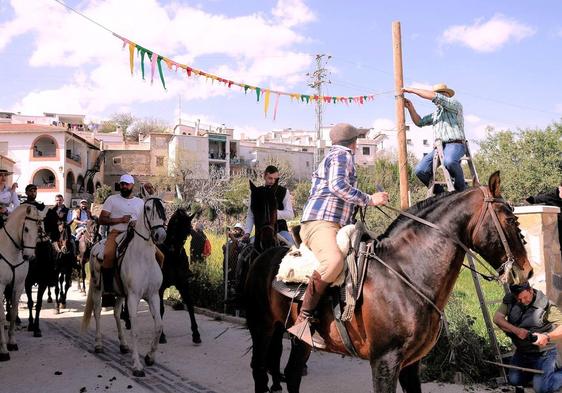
left=149, top=198, right=167, bottom=221
left=377, top=190, right=460, bottom=240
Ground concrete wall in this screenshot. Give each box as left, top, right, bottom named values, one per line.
left=169, top=134, right=210, bottom=180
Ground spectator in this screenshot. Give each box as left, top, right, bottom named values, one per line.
left=190, top=222, right=209, bottom=263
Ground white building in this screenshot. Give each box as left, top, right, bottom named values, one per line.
left=368, top=126, right=434, bottom=160
left=0, top=123, right=103, bottom=205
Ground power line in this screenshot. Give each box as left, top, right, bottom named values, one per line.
left=307, top=54, right=331, bottom=168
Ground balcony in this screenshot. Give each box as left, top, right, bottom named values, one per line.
left=66, top=149, right=81, bottom=164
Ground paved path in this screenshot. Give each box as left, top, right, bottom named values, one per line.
left=1, top=286, right=503, bottom=393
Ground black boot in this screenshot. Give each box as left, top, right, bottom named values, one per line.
left=101, top=267, right=114, bottom=294
left=287, top=271, right=330, bottom=348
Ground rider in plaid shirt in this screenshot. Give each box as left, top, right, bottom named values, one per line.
left=288, top=123, right=389, bottom=348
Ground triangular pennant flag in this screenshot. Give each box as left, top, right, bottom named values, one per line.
left=244, top=85, right=250, bottom=94
left=256, top=87, right=261, bottom=102
left=157, top=56, right=166, bottom=89
left=273, top=93, right=280, bottom=121
left=139, top=47, right=146, bottom=80
left=186, top=67, right=192, bottom=77
left=128, top=43, right=135, bottom=75
left=264, top=89, right=270, bottom=117
left=148, top=52, right=158, bottom=84
left=359, top=96, right=364, bottom=104
left=332, top=96, right=337, bottom=104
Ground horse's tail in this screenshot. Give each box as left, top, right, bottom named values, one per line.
left=81, top=283, right=94, bottom=333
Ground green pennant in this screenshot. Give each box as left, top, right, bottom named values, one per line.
left=157, top=56, right=166, bottom=90
left=348, top=97, right=353, bottom=103
left=139, top=47, right=146, bottom=80
left=304, top=95, right=310, bottom=103
left=244, top=85, right=250, bottom=94
left=256, top=87, right=261, bottom=102
left=332, top=97, right=337, bottom=104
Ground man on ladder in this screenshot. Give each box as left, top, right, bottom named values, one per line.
left=403, top=83, right=467, bottom=193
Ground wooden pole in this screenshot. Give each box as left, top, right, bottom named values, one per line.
left=392, top=21, right=410, bottom=209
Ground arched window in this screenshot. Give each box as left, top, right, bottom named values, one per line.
left=66, top=171, right=75, bottom=191
left=31, top=135, right=58, bottom=158
left=32, top=168, right=57, bottom=189
left=77, top=174, right=85, bottom=192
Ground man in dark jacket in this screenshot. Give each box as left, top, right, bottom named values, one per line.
left=493, top=282, right=562, bottom=392
left=526, top=182, right=562, bottom=248
left=45, top=194, right=70, bottom=242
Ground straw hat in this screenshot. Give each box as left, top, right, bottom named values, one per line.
left=432, top=83, right=455, bottom=97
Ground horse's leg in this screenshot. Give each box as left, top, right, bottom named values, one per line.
left=250, top=327, right=273, bottom=393
left=55, top=273, right=61, bottom=314
left=33, top=284, right=47, bottom=337
left=63, top=270, right=71, bottom=307
left=7, top=284, right=23, bottom=351
left=126, top=294, right=144, bottom=377
left=158, top=286, right=167, bottom=344
left=145, top=293, right=163, bottom=367
left=0, top=283, right=10, bottom=361
left=370, top=351, right=402, bottom=393
left=399, top=361, right=422, bottom=393
left=25, top=280, right=34, bottom=332
left=47, top=286, right=52, bottom=303
left=113, top=296, right=129, bottom=354
left=284, top=337, right=310, bottom=393
left=267, top=324, right=284, bottom=393
left=121, top=302, right=131, bottom=330
left=80, top=256, right=87, bottom=293
left=177, top=282, right=201, bottom=344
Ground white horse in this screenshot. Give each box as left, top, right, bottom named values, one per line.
left=82, top=196, right=167, bottom=377
left=0, top=204, right=43, bottom=361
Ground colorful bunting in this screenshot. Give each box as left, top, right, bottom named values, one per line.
left=113, top=33, right=381, bottom=119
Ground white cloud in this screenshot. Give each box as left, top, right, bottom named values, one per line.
left=441, top=14, right=535, bottom=53
left=372, top=117, right=395, bottom=131
left=272, top=0, right=316, bottom=27
left=1, top=0, right=314, bottom=116
left=465, top=114, right=481, bottom=124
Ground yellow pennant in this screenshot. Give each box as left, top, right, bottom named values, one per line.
left=128, top=42, right=135, bottom=75
left=264, top=89, right=271, bottom=117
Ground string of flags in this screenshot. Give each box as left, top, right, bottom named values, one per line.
left=114, top=33, right=380, bottom=119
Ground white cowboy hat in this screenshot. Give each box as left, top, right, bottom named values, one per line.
left=432, top=83, right=455, bottom=97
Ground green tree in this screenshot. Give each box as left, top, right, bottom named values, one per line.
left=128, top=117, right=170, bottom=141
left=474, top=122, right=562, bottom=203
left=99, top=113, right=135, bottom=141
left=94, top=184, right=112, bottom=204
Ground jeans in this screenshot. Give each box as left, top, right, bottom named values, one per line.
left=278, top=230, right=294, bottom=246
left=508, top=349, right=562, bottom=393
left=415, top=142, right=466, bottom=191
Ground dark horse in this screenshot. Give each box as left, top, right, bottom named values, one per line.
left=121, top=208, right=202, bottom=345
left=53, top=221, right=75, bottom=313
left=77, top=218, right=101, bottom=293
left=245, top=172, right=534, bottom=393
left=25, top=227, right=57, bottom=337
left=158, top=208, right=201, bottom=344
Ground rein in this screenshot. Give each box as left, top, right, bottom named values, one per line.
left=133, top=197, right=166, bottom=243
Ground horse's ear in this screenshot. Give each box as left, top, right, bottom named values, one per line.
left=186, top=203, right=191, bottom=212
left=189, top=211, right=197, bottom=221
left=249, top=180, right=257, bottom=192
left=140, top=185, right=147, bottom=199
left=472, top=176, right=481, bottom=188
left=488, top=171, right=501, bottom=197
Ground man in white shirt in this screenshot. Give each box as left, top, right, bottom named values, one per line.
left=99, top=174, right=144, bottom=295
left=244, top=165, right=295, bottom=246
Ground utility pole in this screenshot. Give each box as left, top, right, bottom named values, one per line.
left=307, top=54, right=331, bottom=169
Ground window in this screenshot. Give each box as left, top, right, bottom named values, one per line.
left=423, top=139, right=429, bottom=146
left=66, top=172, right=75, bottom=191
left=406, top=139, right=412, bottom=145
left=32, top=135, right=57, bottom=158
left=306, top=161, right=310, bottom=167
left=113, top=157, right=122, bottom=164
left=362, top=147, right=370, bottom=156
left=32, top=168, right=57, bottom=189
left=156, top=156, right=164, bottom=167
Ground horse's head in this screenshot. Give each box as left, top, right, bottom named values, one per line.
left=143, top=197, right=167, bottom=245
left=166, top=208, right=196, bottom=251
left=249, top=179, right=279, bottom=251
left=469, top=171, right=533, bottom=284
left=18, top=205, right=42, bottom=260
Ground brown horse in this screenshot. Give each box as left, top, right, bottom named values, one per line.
left=245, top=172, right=533, bottom=393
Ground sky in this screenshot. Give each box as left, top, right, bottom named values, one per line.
left=1, top=0, right=561, bottom=141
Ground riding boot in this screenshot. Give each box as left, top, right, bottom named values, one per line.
left=287, top=271, right=330, bottom=349
left=101, top=267, right=116, bottom=307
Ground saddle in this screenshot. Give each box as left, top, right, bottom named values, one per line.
left=273, top=221, right=375, bottom=321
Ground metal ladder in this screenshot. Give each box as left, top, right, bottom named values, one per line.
left=427, top=139, right=507, bottom=382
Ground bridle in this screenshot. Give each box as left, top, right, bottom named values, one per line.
left=254, top=192, right=279, bottom=251
left=3, top=214, right=41, bottom=252
left=134, top=197, right=166, bottom=242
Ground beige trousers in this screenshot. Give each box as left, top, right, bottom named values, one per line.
left=103, top=229, right=165, bottom=268
left=300, top=220, right=343, bottom=283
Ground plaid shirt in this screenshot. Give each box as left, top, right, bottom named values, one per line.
left=301, top=145, right=371, bottom=226
left=419, top=93, right=465, bottom=143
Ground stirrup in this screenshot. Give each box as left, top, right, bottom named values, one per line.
left=287, top=319, right=326, bottom=349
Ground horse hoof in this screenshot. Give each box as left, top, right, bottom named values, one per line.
left=7, top=343, right=18, bottom=351
left=125, top=321, right=131, bottom=330
left=33, top=330, right=42, bottom=338
left=159, top=333, right=167, bottom=344
left=192, top=334, right=202, bottom=345
left=27, top=324, right=34, bottom=332
left=119, top=345, right=129, bottom=354
left=144, top=354, right=154, bottom=366
left=0, top=352, right=10, bottom=361
left=55, top=309, right=60, bottom=315
left=132, top=369, right=145, bottom=378
left=94, top=346, right=104, bottom=354
left=270, top=385, right=282, bottom=393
